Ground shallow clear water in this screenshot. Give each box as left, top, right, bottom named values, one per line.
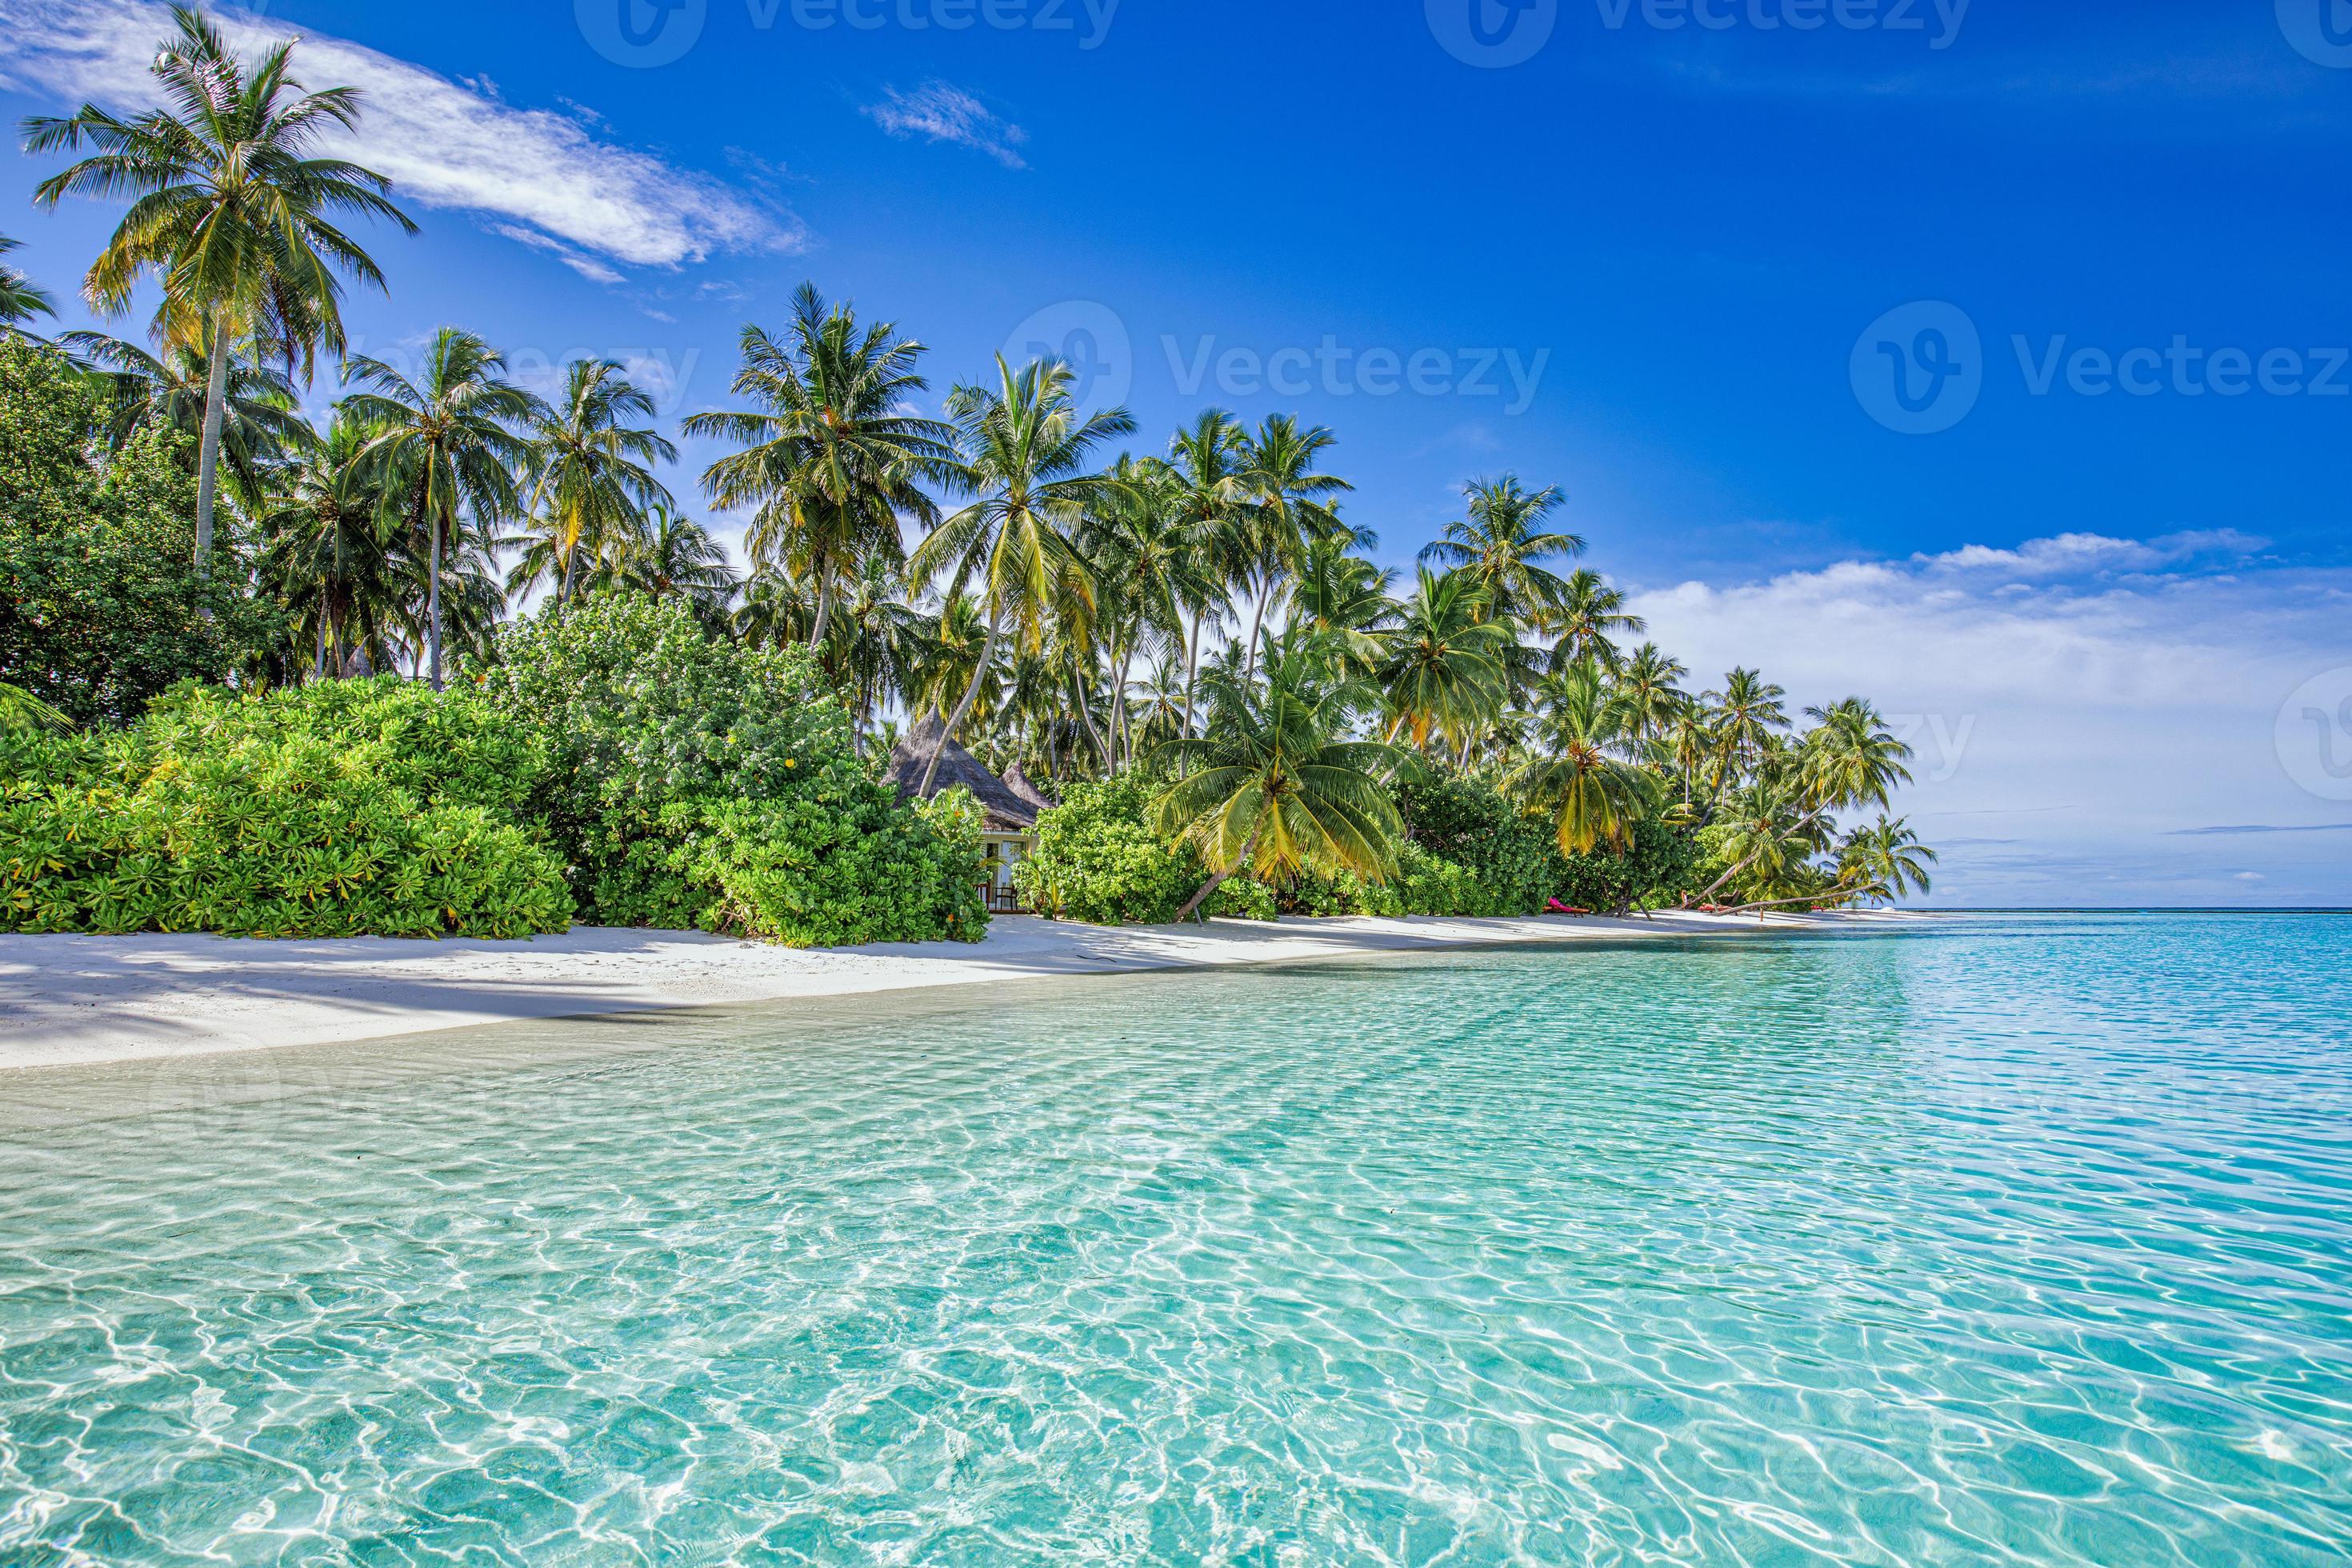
left=2, top=914, right=2348, bottom=1565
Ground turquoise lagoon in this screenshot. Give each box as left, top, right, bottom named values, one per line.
left=0, top=913, right=2346, bottom=1563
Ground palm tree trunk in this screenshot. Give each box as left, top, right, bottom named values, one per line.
left=1174, top=826, right=1263, bottom=925
left=921, top=595, right=1000, bottom=796
left=192, top=318, right=230, bottom=578
left=1182, top=612, right=1203, bottom=738
left=1074, top=678, right=1110, bottom=771
left=1691, top=849, right=1762, bottom=907
left=808, top=554, right=833, bottom=649
left=1244, top=578, right=1270, bottom=680
left=426, top=510, right=445, bottom=693
left=314, top=612, right=329, bottom=682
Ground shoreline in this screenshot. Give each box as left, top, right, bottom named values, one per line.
left=0, top=910, right=1923, bottom=1073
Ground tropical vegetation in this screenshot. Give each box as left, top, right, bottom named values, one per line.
left=1, top=9, right=1936, bottom=944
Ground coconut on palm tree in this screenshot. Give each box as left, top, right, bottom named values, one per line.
left=908, top=355, right=1134, bottom=794
left=341, top=328, right=538, bottom=690
left=686, top=283, right=956, bottom=647
left=1151, top=654, right=1406, bottom=922
left=25, top=6, right=414, bottom=574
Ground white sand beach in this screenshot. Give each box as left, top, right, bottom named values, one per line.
left=0, top=910, right=1920, bottom=1072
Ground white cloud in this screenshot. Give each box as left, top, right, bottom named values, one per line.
left=1915, top=529, right=2267, bottom=578
left=2, top=0, right=805, bottom=270
left=1628, top=538, right=2352, bottom=907
left=862, top=82, right=1029, bottom=170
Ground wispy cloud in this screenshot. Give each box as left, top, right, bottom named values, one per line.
left=862, top=82, right=1029, bottom=170
left=2, top=0, right=806, bottom=270
left=2170, top=823, right=2352, bottom=837
left=1916, top=530, right=2268, bottom=578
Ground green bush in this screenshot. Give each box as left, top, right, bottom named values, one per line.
left=470, top=593, right=988, bottom=943
left=1560, top=819, right=1701, bottom=913
left=1014, top=775, right=1204, bottom=926
left=0, top=687, right=572, bottom=939
left=0, top=338, right=285, bottom=726
left=1393, top=776, right=1567, bottom=916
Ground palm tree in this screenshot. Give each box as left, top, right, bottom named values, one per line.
left=1614, top=643, right=1690, bottom=747
left=612, top=504, right=737, bottom=611
left=342, top=328, right=538, bottom=690
left=519, top=358, right=675, bottom=602
left=1151, top=657, right=1406, bottom=922
left=25, top=6, right=414, bottom=573
left=1163, top=409, right=1251, bottom=730
left=908, top=356, right=1135, bottom=794
left=1690, top=779, right=1815, bottom=907
left=257, top=406, right=405, bottom=679
left=1839, top=817, right=1938, bottom=904
left=0, top=680, right=74, bottom=734
left=1707, top=666, right=1790, bottom=786
left=1288, top=532, right=1397, bottom=675
left=826, top=550, right=927, bottom=752
left=0, top=236, right=56, bottom=333
left=1083, top=456, right=1215, bottom=767
left=1419, top=474, right=1582, bottom=625
left=686, top=283, right=956, bottom=646
left=59, top=328, right=311, bottom=508
left=1543, top=568, right=1645, bottom=674
left=1234, top=414, right=1352, bottom=674
left=1801, top=698, right=1915, bottom=817
left=734, top=568, right=816, bottom=651
left=1375, top=568, right=1515, bottom=754
left=1509, top=663, right=1659, bottom=855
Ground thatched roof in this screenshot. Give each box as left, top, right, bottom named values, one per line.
left=884, top=717, right=1038, bottom=834
left=1002, top=762, right=1058, bottom=814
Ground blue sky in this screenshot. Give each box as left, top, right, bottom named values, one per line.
left=5, top=0, right=2350, bottom=906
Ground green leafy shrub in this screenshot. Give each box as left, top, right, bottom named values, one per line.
left=0, top=338, right=285, bottom=725
left=0, top=687, right=571, bottom=939
left=1015, top=775, right=1203, bottom=926
left=470, top=593, right=987, bottom=943
left=1560, top=819, right=1701, bottom=913
left=1393, top=776, right=1568, bottom=916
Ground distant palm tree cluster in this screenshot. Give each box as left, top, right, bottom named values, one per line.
left=3, top=6, right=1934, bottom=910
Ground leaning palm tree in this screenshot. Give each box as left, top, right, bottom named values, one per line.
left=342, top=328, right=538, bottom=690
left=686, top=283, right=956, bottom=646
left=0, top=680, right=74, bottom=734
left=1152, top=657, right=1406, bottom=922
left=1234, top=414, right=1352, bottom=674
left=1839, top=817, right=1938, bottom=904
left=1690, top=778, right=1816, bottom=907
left=1508, top=662, right=1659, bottom=855
left=1375, top=567, right=1516, bottom=754
left=908, top=356, right=1135, bottom=794
left=1419, top=474, right=1582, bottom=625
left=1800, top=698, right=1916, bottom=817
left=25, top=6, right=414, bottom=573
left=519, top=358, right=675, bottom=602
left=59, top=328, right=311, bottom=509
left=0, top=236, right=57, bottom=334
